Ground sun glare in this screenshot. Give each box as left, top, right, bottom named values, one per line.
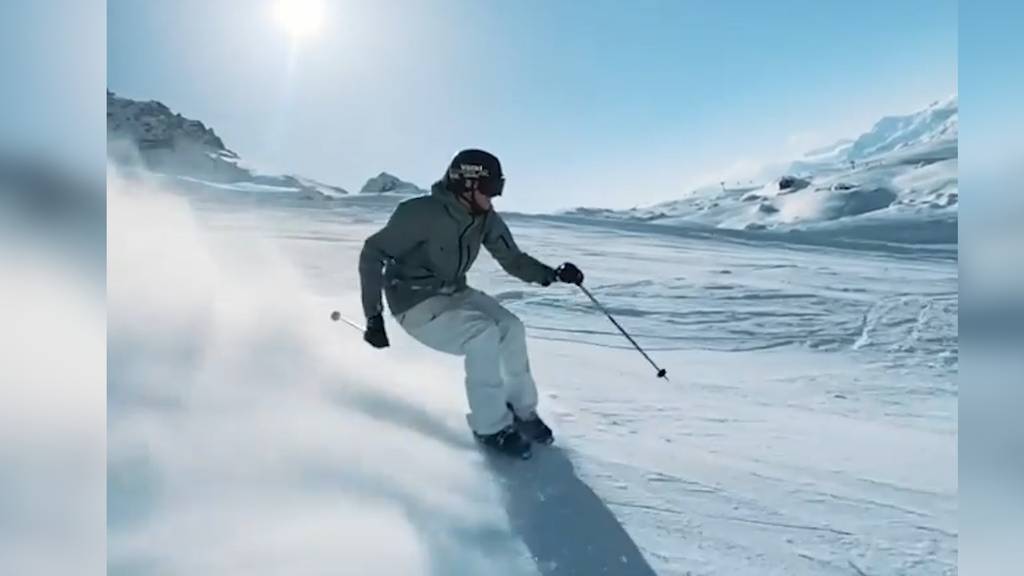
left=273, top=0, right=326, bottom=41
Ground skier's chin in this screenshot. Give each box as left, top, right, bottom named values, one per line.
left=456, top=191, right=491, bottom=215
left=468, top=197, right=492, bottom=215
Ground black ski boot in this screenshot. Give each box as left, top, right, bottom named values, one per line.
left=475, top=425, right=532, bottom=460
left=513, top=410, right=554, bottom=445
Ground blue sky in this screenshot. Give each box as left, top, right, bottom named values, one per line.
left=960, top=0, right=1020, bottom=199
left=108, top=0, right=956, bottom=212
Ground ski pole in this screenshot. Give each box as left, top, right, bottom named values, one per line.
left=577, top=285, right=669, bottom=381
left=329, top=310, right=365, bottom=332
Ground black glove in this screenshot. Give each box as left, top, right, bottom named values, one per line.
left=363, top=314, right=390, bottom=349
left=555, top=262, right=584, bottom=285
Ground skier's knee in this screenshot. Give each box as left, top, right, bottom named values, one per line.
left=466, top=322, right=501, bottom=348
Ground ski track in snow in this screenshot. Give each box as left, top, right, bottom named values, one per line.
left=109, top=184, right=957, bottom=576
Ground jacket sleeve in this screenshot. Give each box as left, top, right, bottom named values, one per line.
left=359, top=202, right=424, bottom=318
left=482, top=211, right=557, bottom=285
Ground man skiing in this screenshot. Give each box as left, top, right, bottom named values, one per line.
left=358, top=149, right=584, bottom=459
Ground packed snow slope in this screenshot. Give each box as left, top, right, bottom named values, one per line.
left=563, top=96, right=957, bottom=245
left=108, top=167, right=956, bottom=575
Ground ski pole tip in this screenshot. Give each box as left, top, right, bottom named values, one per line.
left=657, top=368, right=667, bottom=378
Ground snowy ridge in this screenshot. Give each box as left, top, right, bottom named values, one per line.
left=794, top=95, right=958, bottom=168
left=843, top=95, right=958, bottom=163
left=107, top=92, right=423, bottom=202
left=360, top=172, right=428, bottom=196
left=107, top=91, right=248, bottom=183
left=565, top=96, right=958, bottom=242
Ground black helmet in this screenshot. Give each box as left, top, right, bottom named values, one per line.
left=445, top=149, right=504, bottom=197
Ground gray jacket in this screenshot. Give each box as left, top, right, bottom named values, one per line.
left=359, top=181, right=556, bottom=318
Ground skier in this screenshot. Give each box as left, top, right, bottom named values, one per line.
left=358, top=149, right=585, bottom=459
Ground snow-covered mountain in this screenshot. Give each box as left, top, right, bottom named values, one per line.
left=565, top=96, right=958, bottom=242
left=107, top=91, right=248, bottom=182
left=360, top=172, right=428, bottom=195
left=107, top=92, right=378, bottom=201
left=794, top=95, right=957, bottom=170
left=845, top=95, right=957, bottom=162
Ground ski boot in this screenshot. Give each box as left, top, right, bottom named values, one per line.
left=511, top=407, right=554, bottom=445
left=474, top=424, right=532, bottom=460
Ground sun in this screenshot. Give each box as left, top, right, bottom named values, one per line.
left=273, top=0, right=326, bottom=41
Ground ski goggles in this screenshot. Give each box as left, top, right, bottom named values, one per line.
left=478, top=176, right=504, bottom=197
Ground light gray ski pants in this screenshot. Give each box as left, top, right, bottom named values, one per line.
left=396, top=288, right=539, bottom=435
